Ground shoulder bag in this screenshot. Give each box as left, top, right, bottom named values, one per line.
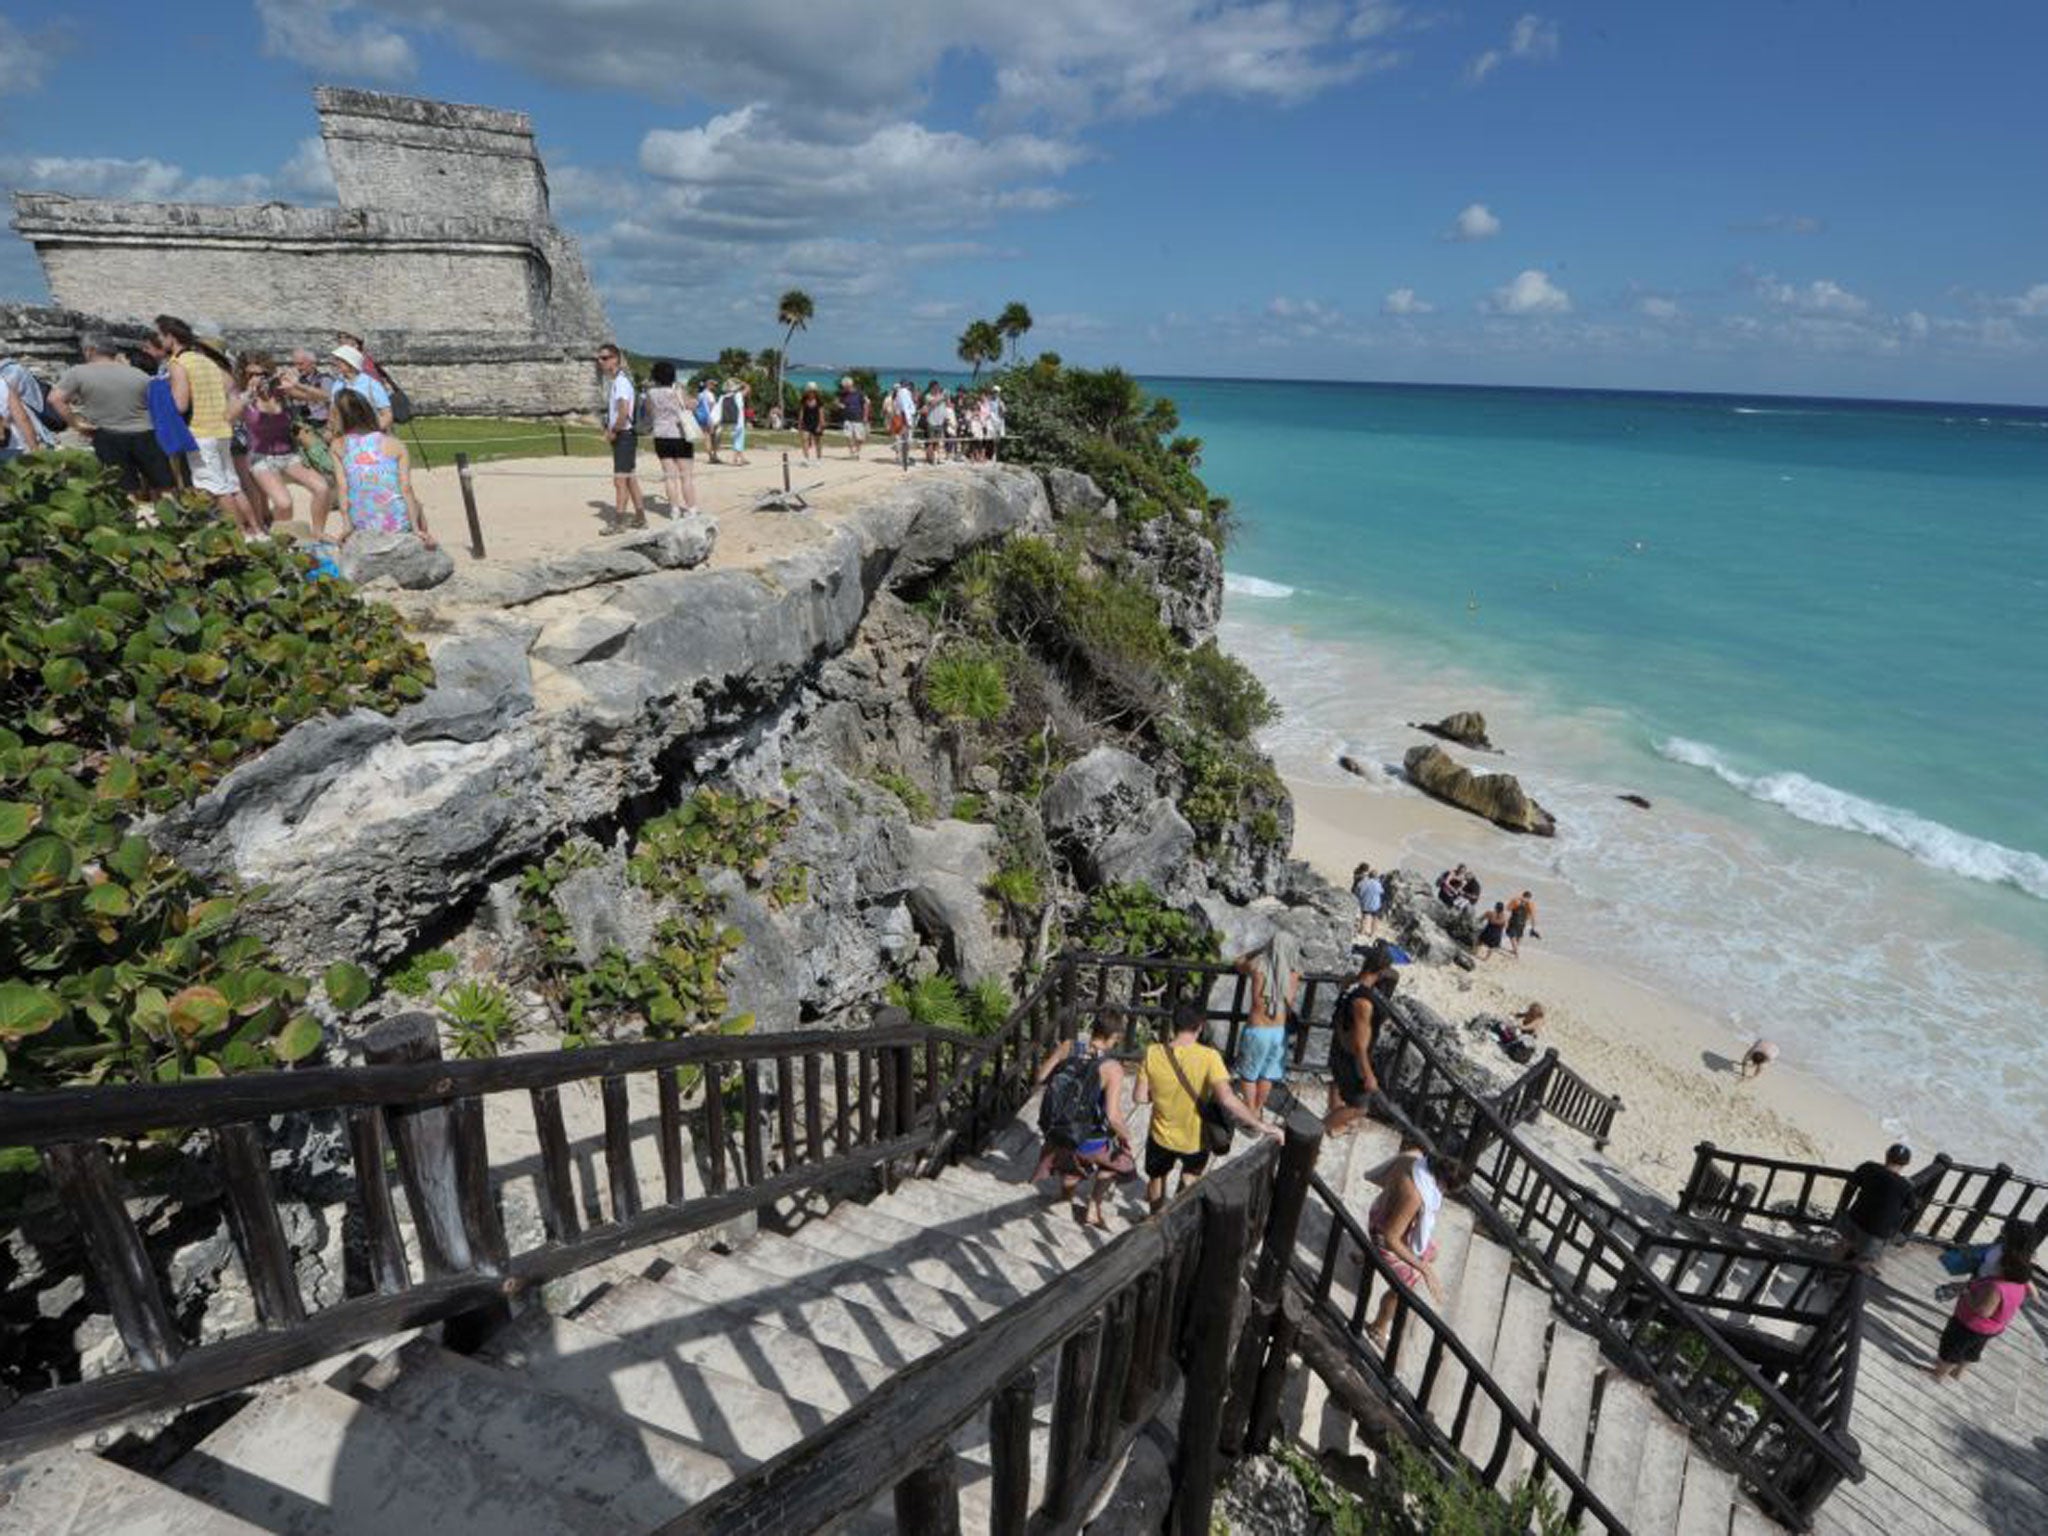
left=1162, top=1043, right=1234, bottom=1157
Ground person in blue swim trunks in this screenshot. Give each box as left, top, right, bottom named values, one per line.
left=1233, top=931, right=1301, bottom=1118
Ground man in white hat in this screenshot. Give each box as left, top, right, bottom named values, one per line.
left=987, top=383, right=1005, bottom=461
left=327, top=345, right=393, bottom=433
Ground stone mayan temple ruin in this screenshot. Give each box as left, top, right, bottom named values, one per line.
left=4, top=88, right=609, bottom=416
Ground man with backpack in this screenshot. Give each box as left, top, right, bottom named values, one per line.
left=1135, top=1003, right=1280, bottom=1213
left=0, top=356, right=61, bottom=450
left=597, top=343, right=646, bottom=531
left=1032, top=1016, right=1137, bottom=1229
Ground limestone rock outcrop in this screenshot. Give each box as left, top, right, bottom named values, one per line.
left=1042, top=747, right=1197, bottom=894
left=153, top=466, right=1052, bottom=968
left=1414, top=710, right=1494, bottom=750
left=336, top=530, right=455, bottom=590
left=1401, top=744, right=1556, bottom=837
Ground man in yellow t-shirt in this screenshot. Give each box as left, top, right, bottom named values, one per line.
left=1135, top=1004, right=1279, bottom=1211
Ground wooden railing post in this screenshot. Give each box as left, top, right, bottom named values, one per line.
left=361, top=1014, right=474, bottom=1276
left=1222, top=1121, right=1321, bottom=1454
left=990, top=1368, right=1037, bottom=1536
left=1959, top=1162, right=2012, bottom=1246
left=1042, top=1316, right=1104, bottom=1522
left=42, top=1142, right=183, bottom=1371
left=1171, top=1176, right=1254, bottom=1536
left=1678, top=1141, right=1718, bottom=1220
left=893, top=1451, right=962, bottom=1536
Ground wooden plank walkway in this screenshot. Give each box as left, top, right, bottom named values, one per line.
left=1813, top=1241, right=2048, bottom=1536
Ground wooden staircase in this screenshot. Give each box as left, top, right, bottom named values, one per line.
left=0, top=1116, right=1121, bottom=1534
left=1290, top=1117, right=1787, bottom=1536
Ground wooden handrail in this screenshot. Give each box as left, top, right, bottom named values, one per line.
left=1291, top=1169, right=1631, bottom=1534
left=1369, top=998, right=1863, bottom=1526
left=0, top=1021, right=932, bottom=1145
left=660, top=1134, right=1285, bottom=1536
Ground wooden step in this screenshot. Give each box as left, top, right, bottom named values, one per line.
left=1484, top=1273, right=1553, bottom=1481
left=929, top=1166, right=1122, bottom=1254
left=1425, top=1223, right=1512, bottom=1429
left=1634, top=1418, right=1694, bottom=1536
left=801, top=1208, right=1052, bottom=1303
left=1583, top=1371, right=1652, bottom=1532
left=641, top=1251, right=952, bottom=1369
left=736, top=1233, right=1000, bottom=1334
left=876, top=1181, right=1093, bottom=1272
left=478, top=1312, right=820, bottom=1463
left=162, top=1379, right=609, bottom=1536
left=1531, top=1320, right=1601, bottom=1492
left=572, top=1276, right=894, bottom=1414
left=0, top=1449, right=268, bottom=1535
left=351, top=1338, right=736, bottom=1528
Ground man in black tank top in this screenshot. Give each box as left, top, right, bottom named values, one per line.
left=1327, top=943, right=1398, bottom=1137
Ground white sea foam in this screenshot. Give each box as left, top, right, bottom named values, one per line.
left=1657, top=738, right=2048, bottom=901
left=1223, top=572, right=1297, bottom=599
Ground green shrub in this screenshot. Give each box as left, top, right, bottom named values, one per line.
left=868, top=771, right=936, bottom=824
left=966, top=978, right=1013, bottom=1034
left=986, top=862, right=1043, bottom=910
left=0, top=454, right=432, bottom=1088
left=1360, top=1442, right=1574, bottom=1536
left=1176, top=642, right=1278, bottom=744
left=1168, top=725, right=1288, bottom=855
left=441, top=979, right=521, bottom=1061
left=886, top=973, right=968, bottom=1031
left=388, top=948, right=457, bottom=999
left=518, top=788, right=799, bottom=1046
left=924, top=648, right=1011, bottom=725
left=950, top=793, right=986, bottom=822
left=1072, top=883, right=1217, bottom=963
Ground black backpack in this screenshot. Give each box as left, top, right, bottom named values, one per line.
left=380, top=368, right=415, bottom=426
left=1037, top=1044, right=1107, bottom=1148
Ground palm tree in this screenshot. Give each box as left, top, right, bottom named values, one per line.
left=996, top=301, right=1033, bottom=362
left=775, top=289, right=814, bottom=411
left=957, top=320, right=1004, bottom=381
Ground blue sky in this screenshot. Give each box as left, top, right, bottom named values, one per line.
left=3, top=2, right=2045, bottom=402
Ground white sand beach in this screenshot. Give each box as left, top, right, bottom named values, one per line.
left=1288, top=776, right=1893, bottom=1196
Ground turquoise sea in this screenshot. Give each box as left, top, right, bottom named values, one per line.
left=1164, top=378, right=2048, bottom=1169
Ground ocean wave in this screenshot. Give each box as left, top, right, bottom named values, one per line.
left=1223, top=572, right=1298, bottom=599
left=1656, top=738, right=2048, bottom=900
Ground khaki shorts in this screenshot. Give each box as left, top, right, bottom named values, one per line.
left=843, top=420, right=869, bottom=442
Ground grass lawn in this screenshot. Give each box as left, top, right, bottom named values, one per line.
left=403, top=415, right=819, bottom=469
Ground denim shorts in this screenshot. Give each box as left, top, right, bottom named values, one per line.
left=1236, top=1024, right=1289, bottom=1083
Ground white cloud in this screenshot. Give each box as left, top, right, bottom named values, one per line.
left=0, top=140, right=339, bottom=207
left=0, top=16, right=50, bottom=97
left=256, top=0, right=417, bottom=84
left=1753, top=274, right=1870, bottom=317
left=1442, top=202, right=1501, bottom=242
left=1467, top=13, right=1560, bottom=83
left=1267, top=296, right=1340, bottom=322
left=1486, top=269, right=1572, bottom=316
left=339, top=1, right=1408, bottom=129
left=1637, top=295, right=1681, bottom=321
left=2007, top=283, right=2048, bottom=318
left=1382, top=287, right=1434, bottom=316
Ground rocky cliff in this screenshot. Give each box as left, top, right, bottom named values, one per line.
left=152, top=462, right=1350, bottom=1046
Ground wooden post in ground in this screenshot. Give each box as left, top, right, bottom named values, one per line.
left=455, top=452, right=486, bottom=558
left=558, top=420, right=569, bottom=456
left=1171, top=1177, right=1254, bottom=1536
left=1222, top=1119, right=1321, bottom=1454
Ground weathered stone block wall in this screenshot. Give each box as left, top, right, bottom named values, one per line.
left=5, top=88, right=611, bottom=416
left=27, top=233, right=545, bottom=337
left=315, top=88, right=550, bottom=225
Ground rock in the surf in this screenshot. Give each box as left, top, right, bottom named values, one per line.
left=1401, top=744, right=1557, bottom=837
left=1413, top=711, right=1494, bottom=750
left=1618, top=793, right=1653, bottom=810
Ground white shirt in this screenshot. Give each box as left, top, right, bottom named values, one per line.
left=892, top=385, right=916, bottom=424
left=0, top=376, right=21, bottom=451
left=606, top=372, right=635, bottom=431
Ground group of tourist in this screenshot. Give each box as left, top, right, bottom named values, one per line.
left=886, top=377, right=1007, bottom=464
left=6, top=319, right=432, bottom=548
